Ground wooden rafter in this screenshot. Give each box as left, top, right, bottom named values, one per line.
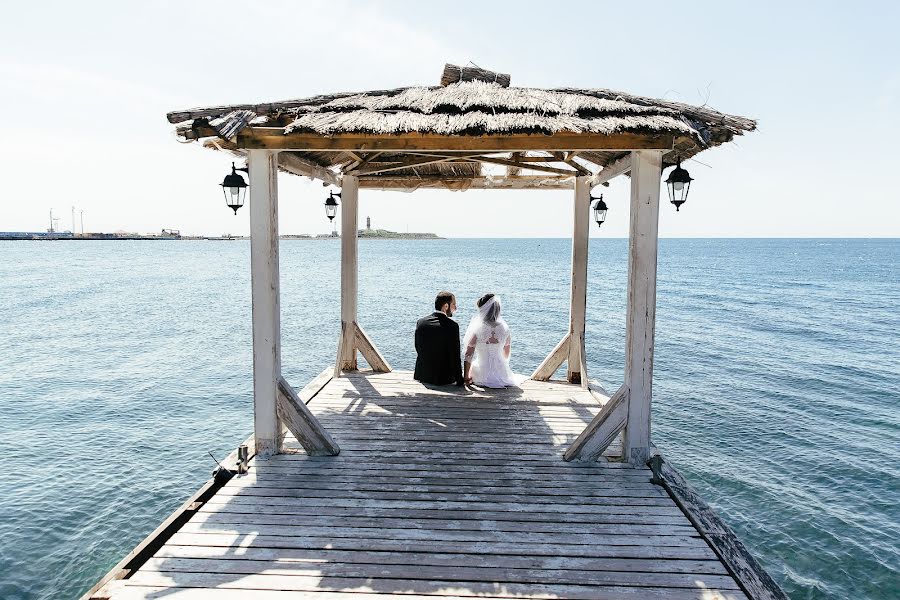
left=358, top=175, right=575, bottom=190
left=588, top=154, right=632, bottom=188
left=350, top=153, right=481, bottom=177
left=564, top=152, right=592, bottom=176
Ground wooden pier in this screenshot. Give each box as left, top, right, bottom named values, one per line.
left=95, top=370, right=752, bottom=600
left=84, top=63, right=784, bottom=600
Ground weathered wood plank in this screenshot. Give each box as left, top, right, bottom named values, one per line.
left=125, top=570, right=744, bottom=600
left=212, top=487, right=675, bottom=508
left=196, top=503, right=693, bottom=526
left=275, top=377, right=339, bottom=456
left=190, top=512, right=697, bottom=537
left=155, top=545, right=728, bottom=574
left=649, top=454, right=789, bottom=600
left=565, top=384, right=629, bottom=462
left=202, top=494, right=680, bottom=515
left=115, top=587, right=744, bottom=600
left=222, top=482, right=668, bottom=501
left=141, top=557, right=740, bottom=590
left=236, top=130, right=676, bottom=152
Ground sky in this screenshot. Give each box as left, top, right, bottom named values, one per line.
left=0, top=0, right=897, bottom=238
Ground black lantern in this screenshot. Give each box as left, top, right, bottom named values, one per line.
left=220, top=162, right=248, bottom=215
left=325, top=191, right=340, bottom=221
left=591, top=194, right=608, bottom=227
left=665, top=161, right=693, bottom=211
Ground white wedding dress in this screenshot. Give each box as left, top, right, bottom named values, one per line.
left=463, top=297, right=526, bottom=388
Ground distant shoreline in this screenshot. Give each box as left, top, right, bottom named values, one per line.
left=0, top=230, right=445, bottom=241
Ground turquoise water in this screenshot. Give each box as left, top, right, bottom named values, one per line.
left=0, top=238, right=897, bottom=599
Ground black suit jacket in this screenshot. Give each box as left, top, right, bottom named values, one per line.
left=414, top=312, right=464, bottom=386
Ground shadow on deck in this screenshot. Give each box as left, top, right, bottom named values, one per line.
left=105, top=370, right=747, bottom=600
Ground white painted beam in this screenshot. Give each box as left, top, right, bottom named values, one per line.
left=278, top=152, right=341, bottom=187
left=248, top=149, right=282, bottom=458
left=623, top=150, right=663, bottom=465
left=338, top=175, right=359, bottom=372
left=588, top=155, right=632, bottom=188
left=567, top=176, right=591, bottom=384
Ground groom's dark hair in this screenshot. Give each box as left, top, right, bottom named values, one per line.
left=435, top=291, right=455, bottom=311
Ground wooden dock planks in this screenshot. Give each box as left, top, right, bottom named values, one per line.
left=110, top=371, right=748, bottom=600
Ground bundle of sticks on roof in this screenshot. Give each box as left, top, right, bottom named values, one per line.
left=441, top=63, right=511, bottom=88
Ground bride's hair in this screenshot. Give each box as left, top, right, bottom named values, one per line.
left=477, top=293, right=500, bottom=324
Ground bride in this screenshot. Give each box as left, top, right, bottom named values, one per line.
left=463, top=294, right=526, bottom=388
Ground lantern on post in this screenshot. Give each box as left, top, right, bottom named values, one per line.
left=325, top=191, right=340, bottom=236
left=665, top=161, right=693, bottom=211
left=220, top=162, right=249, bottom=215
left=591, top=194, right=608, bottom=227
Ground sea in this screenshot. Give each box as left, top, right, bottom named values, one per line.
left=0, top=238, right=897, bottom=600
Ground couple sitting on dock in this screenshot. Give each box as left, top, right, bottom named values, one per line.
left=414, top=291, right=526, bottom=388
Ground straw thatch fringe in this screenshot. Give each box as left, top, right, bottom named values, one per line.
left=168, top=76, right=756, bottom=180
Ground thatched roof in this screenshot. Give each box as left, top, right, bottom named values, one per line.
left=168, top=64, right=755, bottom=191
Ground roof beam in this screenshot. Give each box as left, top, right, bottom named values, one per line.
left=358, top=175, right=575, bottom=191
left=588, top=154, right=632, bottom=188
left=236, top=130, right=675, bottom=152
left=349, top=153, right=481, bottom=177
left=278, top=152, right=341, bottom=187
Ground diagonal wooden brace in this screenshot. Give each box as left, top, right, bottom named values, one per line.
left=335, top=321, right=392, bottom=376
left=564, top=384, right=628, bottom=462
left=355, top=322, right=391, bottom=373
left=531, top=333, right=570, bottom=381
left=276, top=376, right=340, bottom=456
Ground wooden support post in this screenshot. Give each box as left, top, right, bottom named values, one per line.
left=248, top=149, right=282, bottom=458
left=338, top=175, right=359, bottom=373
left=623, top=150, right=663, bottom=465
left=567, top=176, right=591, bottom=384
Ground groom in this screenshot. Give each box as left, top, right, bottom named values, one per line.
left=414, top=291, right=464, bottom=386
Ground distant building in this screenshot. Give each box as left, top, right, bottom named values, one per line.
left=366, top=216, right=371, bottom=230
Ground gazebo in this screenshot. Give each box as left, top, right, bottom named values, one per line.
left=168, top=64, right=755, bottom=464
left=84, top=65, right=786, bottom=600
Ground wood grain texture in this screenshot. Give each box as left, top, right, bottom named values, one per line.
left=103, top=371, right=763, bottom=600
left=276, top=377, right=339, bottom=456
left=564, top=384, right=629, bottom=462
left=567, top=177, right=591, bottom=384
left=339, top=175, right=359, bottom=371
left=249, top=149, right=282, bottom=457
left=623, top=150, right=662, bottom=465
left=354, top=322, right=391, bottom=372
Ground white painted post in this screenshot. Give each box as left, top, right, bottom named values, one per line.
left=567, top=176, right=591, bottom=384
left=339, top=174, right=359, bottom=372
left=248, top=149, right=282, bottom=458
left=623, top=150, right=663, bottom=465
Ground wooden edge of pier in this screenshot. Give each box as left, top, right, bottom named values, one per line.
left=647, top=449, right=789, bottom=600
left=79, top=436, right=256, bottom=600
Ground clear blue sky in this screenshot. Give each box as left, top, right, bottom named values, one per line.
left=1, top=0, right=897, bottom=237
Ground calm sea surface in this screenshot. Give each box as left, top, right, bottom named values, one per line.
left=0, top=238, right=897, bottom=599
